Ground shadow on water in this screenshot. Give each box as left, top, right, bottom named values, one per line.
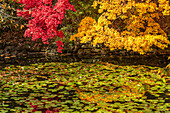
left=0, top=53, right=169, bottom=70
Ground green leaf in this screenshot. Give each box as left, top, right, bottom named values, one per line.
left=79, top=12, right=83, bottom=14
left=58, top=86, right=64, bottom=90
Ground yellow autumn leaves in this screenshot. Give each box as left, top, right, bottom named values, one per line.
left=0, top=0, right=25, bottom=30
left=76, top=80, right=145, bottom=105
left=70, top=17, right=97, bottom=43
left=158, top=0, right=170, bottom=15
left=70, top=0, right=170, bottom=54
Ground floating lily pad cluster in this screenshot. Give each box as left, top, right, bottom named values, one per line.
left=0, top=62, right=169, bottom=112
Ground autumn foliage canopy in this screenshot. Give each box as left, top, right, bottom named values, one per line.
left=70, top=0, right=170, bottom=54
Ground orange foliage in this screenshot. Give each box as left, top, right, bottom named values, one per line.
left=70, top=0, right=170, bottom=54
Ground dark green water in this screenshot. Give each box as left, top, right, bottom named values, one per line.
left=0, top=54, right=169, bottom=70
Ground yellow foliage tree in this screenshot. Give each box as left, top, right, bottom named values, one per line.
left=70, top=0, right=170, bottom=54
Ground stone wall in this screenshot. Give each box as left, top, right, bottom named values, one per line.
left=0, top=29, right=170, bottom=59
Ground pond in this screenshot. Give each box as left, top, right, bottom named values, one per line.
left=0, top=54, right=169, bottom=112
left=0, top=53, right=169, bottom=70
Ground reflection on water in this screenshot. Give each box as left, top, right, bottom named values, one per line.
left=0, top=53, right=169, bottom=70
